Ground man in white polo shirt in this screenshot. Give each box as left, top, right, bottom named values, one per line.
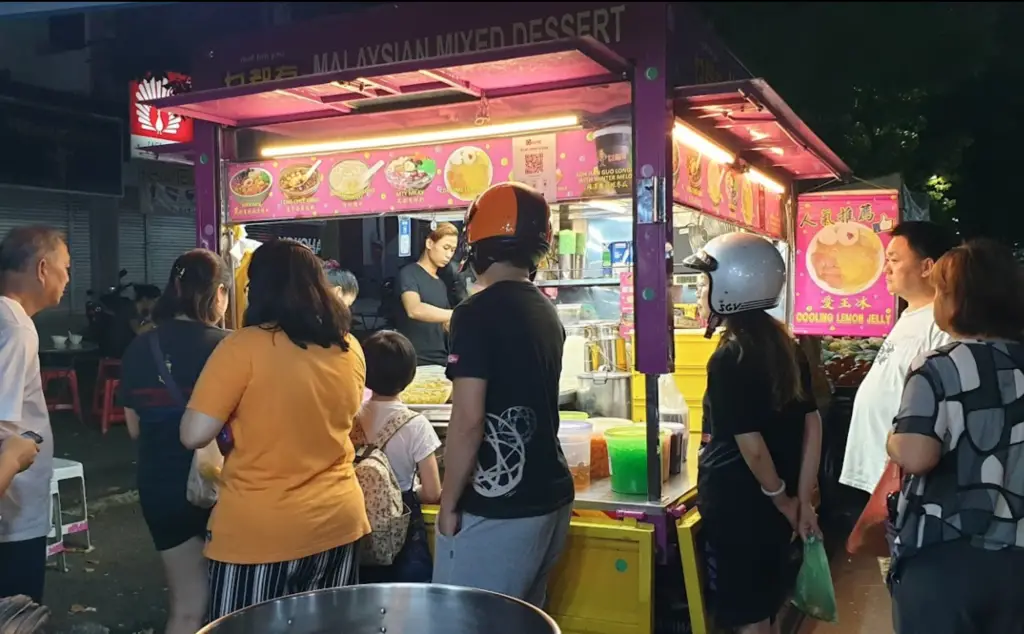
left=0, top=226, right=70, bottom=603
left=840, top=221, right=958, bottom=495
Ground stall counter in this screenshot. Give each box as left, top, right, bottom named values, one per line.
left=424, top=441, right=707, bottom=634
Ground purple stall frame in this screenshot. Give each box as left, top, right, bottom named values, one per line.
left=141, top=1, right=850, bottom=517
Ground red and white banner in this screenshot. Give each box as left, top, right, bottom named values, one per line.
left=129, top=71, right=193, bottom=161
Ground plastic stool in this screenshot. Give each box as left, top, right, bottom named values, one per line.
left=40, top=368, right=82, bottom=420
left=91, top=358, right=121, bottom=420
left=46, top=477, right=67, bottom=572
left=52, top=458, right=90, bottom=550
left=100, top=379, right=125, bottom=434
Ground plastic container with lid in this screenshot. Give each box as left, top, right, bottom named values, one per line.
left=558, top=421, right=593, bottom=491
left=587, top=418, right=633, bottom=480
left=660, top=422, right=687, bottom=475
left=559, top=411, right=590, bottom=422
left=604, top=426, right=671, bottom=495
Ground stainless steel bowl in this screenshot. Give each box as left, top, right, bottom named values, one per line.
left=198, top=583, right=561, bottom=634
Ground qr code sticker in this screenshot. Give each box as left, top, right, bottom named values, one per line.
left=524, top=152, right=544, bottom=175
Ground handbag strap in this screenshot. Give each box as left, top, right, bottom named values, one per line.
left=148, top=332, right=185, bottom=409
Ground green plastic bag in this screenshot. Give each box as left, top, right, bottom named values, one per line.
left=792, top=536, right=838, bottom=623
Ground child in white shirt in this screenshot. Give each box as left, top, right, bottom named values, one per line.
left=358, top=330, right=442, bottom=582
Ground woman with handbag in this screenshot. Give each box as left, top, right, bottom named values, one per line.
left=180, top=239, right=371, bottom=621
left=684, top=233, right=823, bottom=634
left=887, top=239, right=1024, bottom=633
left=119, top=249, right=231, bottom=634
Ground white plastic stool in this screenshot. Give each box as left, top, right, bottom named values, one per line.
left=46, top=477, right=67, bottom=572
left=52, top=458, right=90, bottom=550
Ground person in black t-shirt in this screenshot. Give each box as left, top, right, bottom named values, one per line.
left=683, top=233, right=823, bottom=633
left=119, top=249, right=231, bottom=634
left=434, top=183, right=573, bottom=608
left=397, top=223, right=459, bottom=366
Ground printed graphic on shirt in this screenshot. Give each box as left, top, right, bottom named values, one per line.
left=473, top=406, right=537, bottom=498
left=874, top=339, right=895, bottom=366
left=894, top=341, right=1024, bottom=559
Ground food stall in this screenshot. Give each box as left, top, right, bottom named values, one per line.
left=143, top=3, right=850, bottom=632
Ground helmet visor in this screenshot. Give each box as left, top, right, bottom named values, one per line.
left=681, top=249, right=718, bottom=272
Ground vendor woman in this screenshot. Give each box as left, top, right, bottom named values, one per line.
left=397, top=222, right=459, bottom=366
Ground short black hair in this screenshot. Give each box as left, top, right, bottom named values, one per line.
left=0, top=226, right=66, bottom=274
left=891, top=221, right=959, bottom=262
left=326, top=268, right=359, bottom=297
left=363, top=330, right=417, bottom=397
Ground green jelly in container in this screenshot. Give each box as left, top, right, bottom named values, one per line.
left=605, top=426, right=670, bottom=495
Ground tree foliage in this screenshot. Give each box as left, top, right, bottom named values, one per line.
left=699, top=2, right=1015, bottom=238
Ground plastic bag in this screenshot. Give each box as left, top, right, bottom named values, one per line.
left=792, top=537, right=838, bottom=623
left=657, top=374, right=690, bottom=429
left=186, top=441, right=224, bottom=509
left=846, top=460, right=901, bottom=557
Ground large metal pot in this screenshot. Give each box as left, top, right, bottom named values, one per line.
left=576, top=370, right=632, bottom=418
left=197, top=583, right=561, bottom=634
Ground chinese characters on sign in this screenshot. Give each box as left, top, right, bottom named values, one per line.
left=672, top=142, right=784, bottom=238
left=224, top=65, right=300, bottom=87
left=793, top=192, right=900, bottom=337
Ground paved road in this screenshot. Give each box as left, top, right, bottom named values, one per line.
left=42, top=414, right=167, bottom=634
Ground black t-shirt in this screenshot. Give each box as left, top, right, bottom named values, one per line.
left=120, top=320, right=229, bottom=511
left=397, top=263, right=450, bottom=366
left=696, top=337, right=817, bottom=518
left=445, top=280, right=574, bottom=518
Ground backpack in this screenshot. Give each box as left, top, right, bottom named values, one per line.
left=353, top=407, right=419, bottom=566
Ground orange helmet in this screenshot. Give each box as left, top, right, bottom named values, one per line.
left=461, top=182, right=552, bottom=275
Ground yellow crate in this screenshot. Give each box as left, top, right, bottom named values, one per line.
left=632, top=400, right=704, bottom=433
left=424, top=507, right=655, bottom=634
left=631, top=371, right=707, bottom=404
left=673, top=330, right=720, bottom=370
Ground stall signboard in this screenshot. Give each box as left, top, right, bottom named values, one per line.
left=194, top=2, right=643, bottom=90
left=792, top=192, right=900, bottom=337
left=130, top=72, right=194, bottom=160
left=225, top=127, right=632, bottom=223
left=673, top=142, right=783, bottom=238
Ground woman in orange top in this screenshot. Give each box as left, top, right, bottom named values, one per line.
left=180, top=239, right=370, bottom=621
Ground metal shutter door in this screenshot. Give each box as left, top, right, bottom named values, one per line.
left=0, top=188, right=74, bottom=312
left=118, top=213, right=147, bottom=284
left=145, top=215, right=196, bottom=285
left=66, top=203, right=92, bottom=313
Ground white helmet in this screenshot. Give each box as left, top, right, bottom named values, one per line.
left=682, top=232, right=785, bottom=316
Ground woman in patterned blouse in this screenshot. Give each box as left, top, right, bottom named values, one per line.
left=886, top=238, right=1024, bottom=634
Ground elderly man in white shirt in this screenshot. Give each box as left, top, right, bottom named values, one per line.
left=840, top=221, right=958, bottom=495
left=0, top=226, right=70, bottom=603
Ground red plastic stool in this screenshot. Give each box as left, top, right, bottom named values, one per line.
left=91, top=358, right=121, bottom=420
left=100, top=379, right=125, bottom=435
left=41, top=369, right=82, bottom=421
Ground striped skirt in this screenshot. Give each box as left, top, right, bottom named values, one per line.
left=208, top=543, right=359, bottom=622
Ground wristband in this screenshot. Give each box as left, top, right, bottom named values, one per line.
left=761, top=482, right=786, bottom=498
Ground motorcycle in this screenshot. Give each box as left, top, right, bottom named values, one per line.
left=85, top=270, right=162, bottom=358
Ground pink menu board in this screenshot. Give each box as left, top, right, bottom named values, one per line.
left=225, top=127, right=635, bottom=223
left=792, top=192, right=900, bottom=337
left=672, top=142, right=784, bottom=238
left=619, top=271, right=634, bottom=339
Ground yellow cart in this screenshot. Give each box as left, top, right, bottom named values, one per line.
left=424, top=441, right=715, bottom=634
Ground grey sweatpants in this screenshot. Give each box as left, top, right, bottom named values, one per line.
left=432, top=503, right=572, bottom=607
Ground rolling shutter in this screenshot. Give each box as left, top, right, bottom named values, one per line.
left=144, top=215, right=196, bottom=285
left=0, top=187, right=89, bottom=314
left=118, top=212, right=147, bottom=284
